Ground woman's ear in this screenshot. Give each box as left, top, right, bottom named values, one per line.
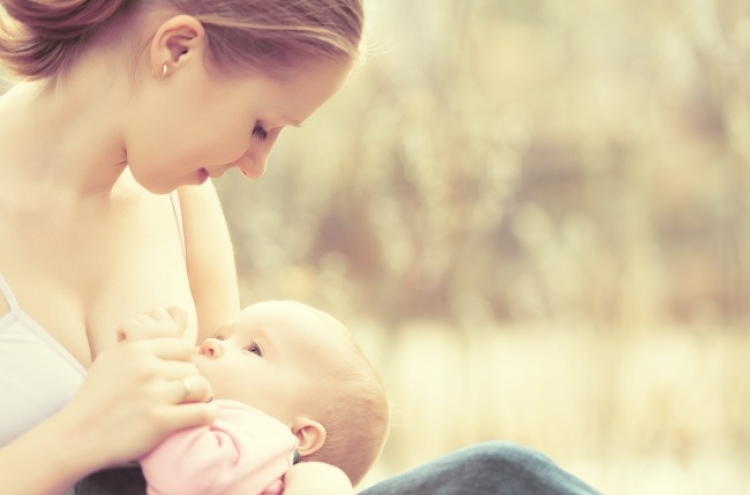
left=291, top=417, right=326, bottom=456
left=149, top=15, right=206, bottom=77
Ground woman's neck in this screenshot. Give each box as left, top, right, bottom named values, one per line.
left=0, top=51, right=134, bottom=200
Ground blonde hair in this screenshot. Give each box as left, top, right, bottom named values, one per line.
left=291, top=303, right=389, bottom=486
left=0, top=0, right=363, bottom=79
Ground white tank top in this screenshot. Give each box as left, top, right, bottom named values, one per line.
left=0, top=273, right=86, bottom=446
left=0, top=192, right=186, bottom=447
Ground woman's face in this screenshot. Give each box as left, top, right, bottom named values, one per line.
left=125, top=58, right=352, bottom=193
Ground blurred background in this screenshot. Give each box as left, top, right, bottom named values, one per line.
left=214, top=1, right=750, bottom=494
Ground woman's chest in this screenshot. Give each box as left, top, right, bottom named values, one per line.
left=0, top=192, right=197, bottom=368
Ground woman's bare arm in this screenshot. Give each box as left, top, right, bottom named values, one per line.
left=0, top=412, right=95, bottom=495
left=178, top=182, right=241, bottom=341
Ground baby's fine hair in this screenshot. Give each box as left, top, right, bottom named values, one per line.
left=0, top=0, right=364, bottom=79
left=292, top=303, right=389, bottom=487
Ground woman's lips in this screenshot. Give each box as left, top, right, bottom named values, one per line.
left=198, top=168, right=227, bottom=181
left=197, top=153, right=267, bottom=183
left=196, top=168, right=209, bottom=184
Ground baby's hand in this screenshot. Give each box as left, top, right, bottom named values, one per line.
left=117, top=306, right=188, bottom=343
left=282, top=462, right=354, bottom=495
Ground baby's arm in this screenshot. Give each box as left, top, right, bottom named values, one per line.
left=142, top=402, right=297, bottom=495
left=281, top=462, right=355, bottom=495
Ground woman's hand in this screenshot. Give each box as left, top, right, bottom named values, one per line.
left=61, top=334, right=216, bottom=470
left=0, top=334, right=217, bottom=495
left=30, top=303, right=211, bottom=483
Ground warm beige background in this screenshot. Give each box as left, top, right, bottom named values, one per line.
left=213, top=1, right=750, bottom=494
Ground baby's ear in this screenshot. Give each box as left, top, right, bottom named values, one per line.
left=291, top=417, right=326, bottom=456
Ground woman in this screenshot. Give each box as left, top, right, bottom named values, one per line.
left=0, top=1, right=603, bottom=494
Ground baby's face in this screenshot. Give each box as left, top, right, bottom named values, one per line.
left=194, top=301, right=346, bottom=424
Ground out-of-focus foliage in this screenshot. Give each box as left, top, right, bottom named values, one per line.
left=217, top=0, right=750, bottom=332
left=214, top=1, right=750, bottom=494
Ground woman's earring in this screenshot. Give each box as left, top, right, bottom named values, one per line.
left=152, top=63, right=168, bottom=79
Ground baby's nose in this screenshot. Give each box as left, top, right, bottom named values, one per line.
left=198, top=338, right=223, bottom=357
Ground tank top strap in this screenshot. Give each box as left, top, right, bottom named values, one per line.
left=0, top=271, right=20, bottom=314
left=170, top=190, right=186, bottom=262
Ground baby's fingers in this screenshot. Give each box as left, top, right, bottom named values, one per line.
left=166, top=306, right=188, bottom=331
left=142, top=307, right=186, bottom=334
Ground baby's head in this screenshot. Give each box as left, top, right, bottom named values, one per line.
left=195, top=300, right=388, bottom=485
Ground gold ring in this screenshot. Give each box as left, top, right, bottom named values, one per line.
left=181, top=377, right=192, bottom=401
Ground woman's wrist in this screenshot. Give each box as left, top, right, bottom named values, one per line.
left=46, top=405, right=114, bottom=476
left=0, top=410, right=100, bottom=495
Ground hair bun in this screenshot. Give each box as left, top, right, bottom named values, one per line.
left=1, top=0, right=130, bottom=41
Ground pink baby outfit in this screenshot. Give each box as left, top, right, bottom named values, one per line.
left=140, top=400, right=298, bottom=495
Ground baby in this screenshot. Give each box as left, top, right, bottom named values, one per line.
left=119, top=300, right=389, bottom=495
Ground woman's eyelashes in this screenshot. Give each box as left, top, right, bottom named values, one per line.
left=252, top=122, right=268, bottom=141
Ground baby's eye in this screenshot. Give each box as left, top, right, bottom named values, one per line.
left=245, top=341, right=263, bottom=357
left=252, top=123, right=268, bottom=141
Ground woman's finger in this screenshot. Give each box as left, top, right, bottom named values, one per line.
left=134, top=337, right=194, bottom=361
left=127, top=346, right=212, bottom=403
left=167, top=402, right=219, bottom=430
left=151, top=359, right=200, bottom=380
left=171, top=375, right=213, bottom=404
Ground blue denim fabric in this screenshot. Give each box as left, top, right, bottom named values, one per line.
left=66, top=462, right=145, bottom=495
left=359, top=442, right=605, bottom=495
left=66, top=442, right=604, bottom=495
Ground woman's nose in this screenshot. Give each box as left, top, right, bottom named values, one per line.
left=198, top=338, right=224, bottom=358
left=236, top=129, right=282, bottom=179
left=236, top=152, right=269, bottom=180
